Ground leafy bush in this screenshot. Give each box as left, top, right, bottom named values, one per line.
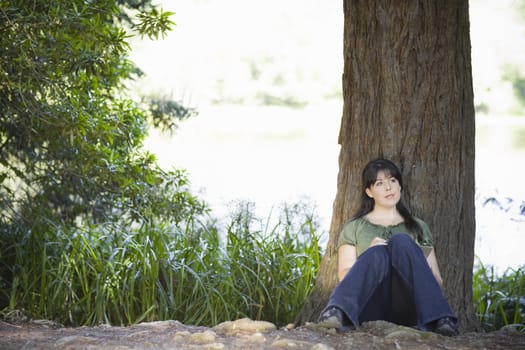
left=0, top=0, right=193, bottom=234
left=473, top=258, right=525, bottom=332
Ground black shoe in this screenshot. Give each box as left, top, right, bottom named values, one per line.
left=414, top=323, right=433, bottom=332
left=335, top=324, right=356, bottom=333
left=317, top=307, right=343, bottom=329
left=317, top=307, right=355, bottom=333
left=433, top=317, right=459, bottom=336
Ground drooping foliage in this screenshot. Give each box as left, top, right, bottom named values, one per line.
left=0, top=0, right=205, bottom=233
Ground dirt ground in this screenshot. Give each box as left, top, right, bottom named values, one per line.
left=1, top=318, right=525, bottom=350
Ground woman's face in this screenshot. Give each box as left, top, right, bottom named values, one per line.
left=365, top=170, right=401, bottom=209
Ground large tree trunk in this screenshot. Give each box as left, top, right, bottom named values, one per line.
left=296, top=0, right=478, bottom=331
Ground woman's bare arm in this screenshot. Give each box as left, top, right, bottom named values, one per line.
left=338, top=244, right=357, bottom=281
left=426, top=248, right=444, bottom=288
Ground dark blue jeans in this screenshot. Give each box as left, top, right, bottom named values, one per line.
left=324, top=233, right=457, bottom=329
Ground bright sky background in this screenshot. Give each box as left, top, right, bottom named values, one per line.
left=131, top=0, right=525, bottom=272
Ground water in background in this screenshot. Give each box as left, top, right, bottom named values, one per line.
left=145, top=106, right=525, bottom=275
left=475, top=115, right=525, bottom=273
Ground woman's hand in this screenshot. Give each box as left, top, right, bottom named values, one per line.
left=370, top=237, right=388, bottom=247
left=426, top=248, right=444, bottom=288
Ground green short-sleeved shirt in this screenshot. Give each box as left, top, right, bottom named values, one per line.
left=338, top=216, right=434, bottom=257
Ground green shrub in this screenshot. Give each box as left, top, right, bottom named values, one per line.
left=473, top=258, right=525, bottom=332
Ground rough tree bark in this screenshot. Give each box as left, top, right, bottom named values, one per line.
left=296, top=0, right=478, bottom=331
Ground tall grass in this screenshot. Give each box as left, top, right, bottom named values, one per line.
left=473, top=258, right=525, bottom=331
left=0, top=200, right=321, bottom=327
left=5, top=200, right=523, bottom=331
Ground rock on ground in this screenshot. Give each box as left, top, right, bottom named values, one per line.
left=1, top=318, right=525, bottom=349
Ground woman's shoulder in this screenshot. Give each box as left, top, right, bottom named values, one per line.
left=412, top=216, right=433, bottom=244
left=413, top=216, right=430, bottom=230
left=338, top=216, right=372, bottom=247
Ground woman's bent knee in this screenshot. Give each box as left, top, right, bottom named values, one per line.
left=389, top=233, right=417, bottom=249
left=360, top=245, right=390, bottom=266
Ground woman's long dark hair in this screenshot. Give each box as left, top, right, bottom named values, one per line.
left=352, top=159, right=423, bottom=241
